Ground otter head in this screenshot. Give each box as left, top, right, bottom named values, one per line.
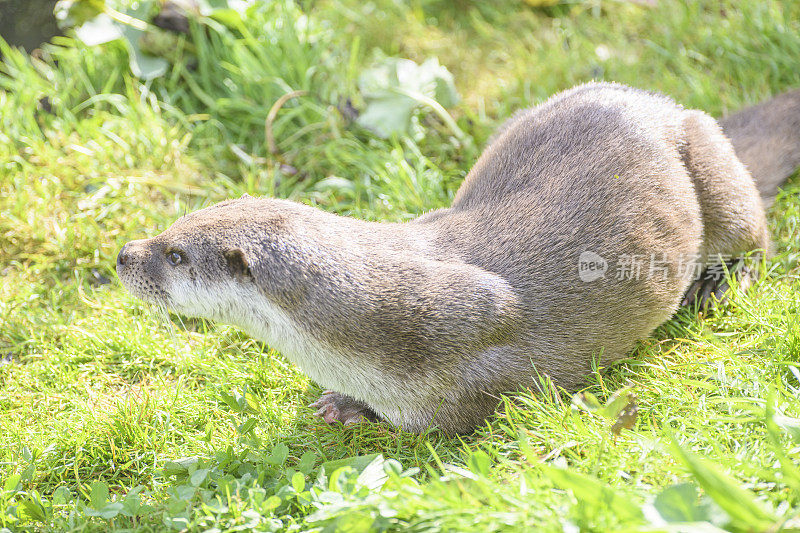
left=116, top=196, right=310, bottom=327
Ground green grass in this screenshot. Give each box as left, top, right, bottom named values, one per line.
left=2, top=0, right=800, bottom=530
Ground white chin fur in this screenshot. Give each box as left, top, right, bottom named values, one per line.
left=164, top=279, right=244, bottom=324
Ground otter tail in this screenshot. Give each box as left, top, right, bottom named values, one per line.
left=720, top=89, right=800, bottom=204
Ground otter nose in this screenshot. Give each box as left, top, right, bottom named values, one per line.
left=117, top=243, right=129, bottom=267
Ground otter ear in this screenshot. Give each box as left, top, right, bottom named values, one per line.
left=223, top=248, right=253, bottom=281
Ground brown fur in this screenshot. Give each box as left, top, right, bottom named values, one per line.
left=720, top=89, right=800, bottom=205
left=117, top=82, right=799, bottom=434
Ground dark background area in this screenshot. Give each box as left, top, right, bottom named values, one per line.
left=0, top=0, right=60, bottom=51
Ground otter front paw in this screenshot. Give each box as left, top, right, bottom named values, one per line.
left=309, top=391, right=378, bottom=426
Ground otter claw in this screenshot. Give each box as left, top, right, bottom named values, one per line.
left=308, top=391, right=377, bottom=427
left=314, top=404, right=341, bottom=423
left=682, top=260, right=754, bottom=311
left=309, top=391, right=337, bottom=410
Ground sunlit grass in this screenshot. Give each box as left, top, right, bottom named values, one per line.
left=1, top=0, right=800, bottom=530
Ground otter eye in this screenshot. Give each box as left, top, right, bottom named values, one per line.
left=166, top=250, right=184, bottom=266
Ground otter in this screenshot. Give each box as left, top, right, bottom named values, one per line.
left=116, top=82, right=800, bottom=434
